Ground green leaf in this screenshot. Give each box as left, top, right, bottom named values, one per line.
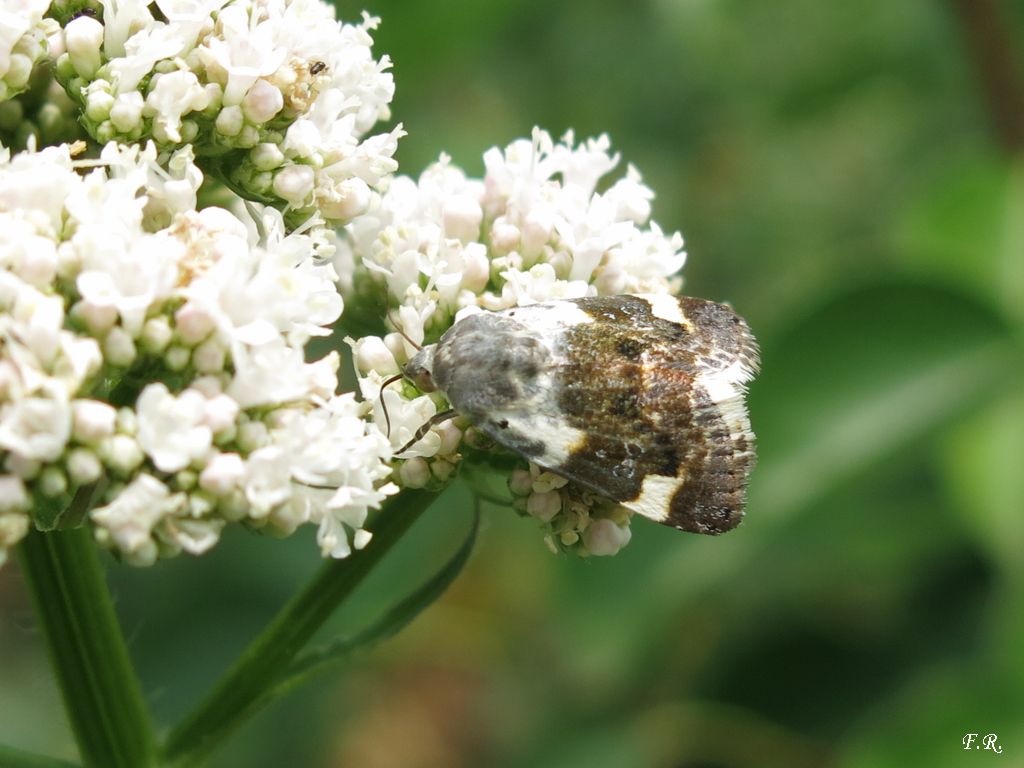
left=940, top=392, right=1024, bottom=575
left=941, top=393, right=1024, bottom=688
left=272, top=503, right=480, bottom=696
left=897, top=154, right=1024, bottom=323
left=750, top=279, right=1023, bottom=524
left=30, top=489, right=75, bottom=532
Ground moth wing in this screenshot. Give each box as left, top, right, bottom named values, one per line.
left=514, top=295, right=759, bottom=534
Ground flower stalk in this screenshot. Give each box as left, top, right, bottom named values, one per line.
left=17, top=525, right=158, bottom=768
left=161, top=488, right=438, bottom=767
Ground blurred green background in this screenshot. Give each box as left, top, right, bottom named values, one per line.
left=3, top=0, right=1024, bottom=766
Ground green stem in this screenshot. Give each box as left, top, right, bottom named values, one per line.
left=160, top=489, right=438, bottom=767
left=17, top=526, right=157, bottom=768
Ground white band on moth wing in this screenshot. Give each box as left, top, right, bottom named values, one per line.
left=625, top=473, right=686, bottom=523
left=641, top=293, right=691, bottom=328
left=489, top=406, right=589, bottom=466
left=505, top=301, right=595, bottom=336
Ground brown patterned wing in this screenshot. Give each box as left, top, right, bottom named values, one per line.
left=543, top=295, right=759, bottom=534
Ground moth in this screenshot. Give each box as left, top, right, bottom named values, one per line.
left=399, top=294, right=759, bottom=534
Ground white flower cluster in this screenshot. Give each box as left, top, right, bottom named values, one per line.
left=508, top=467, right=632, bottom=557
left=0, top=0, right=59, bottom=101
left=3, top=0, right=694, bottom=562
left=339, top=129, right=687, bottom=556
left=51, top=0, right=400, bottom=224
left=0, top=141, right=396, bottom=567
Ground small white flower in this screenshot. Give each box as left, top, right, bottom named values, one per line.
left=199, top=452, right=245, bottom=496
left=0, top=391, right=72, bottom=462
left=200, top=392, right=238, bottom=435
left=227, top=340, right=311, bottom=409
left=75, top=231, right=182, bottom=338
left=163, top=516, right=224, bottom=555
left=91, top=474, right=182, bottom=566
left=136, top=384, right=213, bottom=472
left=146, top=70, right=210, bottom=143
left=243, top=445, right=292, bottom=516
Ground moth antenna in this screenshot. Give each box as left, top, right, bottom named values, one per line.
left=396, top=409, right=457, bottom=456
left=387, top=309, right=422, bottom=352
left=377, top=373, right=405, bottom=438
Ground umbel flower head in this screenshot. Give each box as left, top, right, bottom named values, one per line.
left=50, top=0, right=400, bottom=225
left=1, top=0, right=695, bottom=566
left=1, top=1, right=59, bottom=102
left=339, top=129, right=687, bottom=557
left=0, top=141, right=395, bottom=566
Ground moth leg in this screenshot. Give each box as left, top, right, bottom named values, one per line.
left=396, top=409, right=457, bottom=456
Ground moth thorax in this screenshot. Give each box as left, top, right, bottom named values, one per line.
left=403, top=345, right=437, bottom=393
left=430, top=314, right=549, bottom=418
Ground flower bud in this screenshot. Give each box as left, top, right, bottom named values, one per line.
left=110, top=92, right=145, bottom=133
left=398, top=457, right=430, bottom=488
left=140, top=317, right=173, bottom=353
left=65, top=16, right=104, bottom=78
left=67, top=448, right=103, bottom=484
left=582, top=518, right=632, bottom=556
left=175, top=303, right=216, bottom=344
left=104, top=326, right=137, bottom=367
left=0, top=476, right=29, bottom=512
left=215, top=105, right=244, bottom=137
left=527, top=490, right=561, bottom=523
left=273, top=164, right=315, bottom=206
left=242, top=80, right=284, bottom=123
left=72, top=400, right=117, bottom=443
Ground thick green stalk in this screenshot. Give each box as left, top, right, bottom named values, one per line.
left=161, top=489, right=437, bottom=767
left=17, top=526, right=157, bottom=768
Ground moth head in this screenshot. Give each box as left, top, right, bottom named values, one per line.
left=403, top=345, right=438, bottom=393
